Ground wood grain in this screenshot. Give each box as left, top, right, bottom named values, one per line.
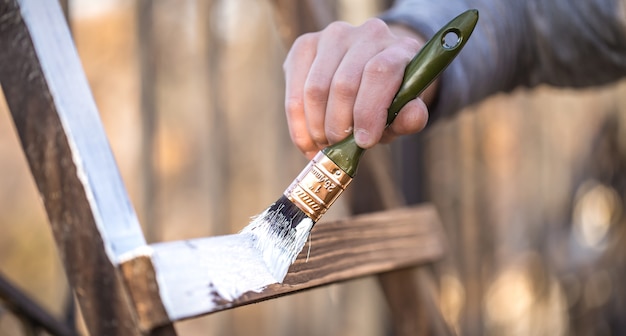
left=277, top=204, right=444, bottom=290
left=125, top=204, right=444, bottom=329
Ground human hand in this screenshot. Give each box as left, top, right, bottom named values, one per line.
left=283, top=19, right=437, bottom=159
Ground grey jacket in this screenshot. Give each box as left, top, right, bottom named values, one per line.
left=381, top=0, right=626, bottom=120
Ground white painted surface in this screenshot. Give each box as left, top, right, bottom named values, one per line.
left=20, top=0, right=147, bottom=261
left=150, top=233, right=279, bottom=321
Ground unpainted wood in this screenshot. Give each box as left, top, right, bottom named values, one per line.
left=119, top=255, right=171, bottom=332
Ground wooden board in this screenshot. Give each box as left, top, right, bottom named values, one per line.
left=119, top=204, right=445, bottom=329
left=0, top=0, right=165, bottom=334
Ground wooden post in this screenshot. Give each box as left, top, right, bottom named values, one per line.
left=349, top=146, right=453, bottom=336
left=0, top=0, right=174, bottom=334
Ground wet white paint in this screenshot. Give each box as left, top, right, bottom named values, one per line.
left=148, top=233, right=277, bottom=320
left=134, top=205, right=313, bottom=320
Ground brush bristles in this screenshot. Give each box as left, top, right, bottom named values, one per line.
left=240, top=195, right=314, bottom=283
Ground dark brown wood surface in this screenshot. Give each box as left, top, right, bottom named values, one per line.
left=223, top=204, right=444, bottom=311
left=277, top=204, right=444, bottom=291
left=0, top=0, right=173, bottom=334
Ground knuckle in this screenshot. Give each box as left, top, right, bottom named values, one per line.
left=304, top=80, right=330, bottom=102
left=284, top=33, right=318, bottom=69
left=331, top=76, right=359, bottom=100
left=309, top=131, right=328, bottom=145
left=360, top=18, right=389, bottom=36
left=285, top=96, right=304, bottom=116
left=398, top=36, right=421, bottom=51
left=364, top=56, right=397, bottom=78
left=323, top=21, right=353, bottom=36
left=292, top=32, right=318, bottom=50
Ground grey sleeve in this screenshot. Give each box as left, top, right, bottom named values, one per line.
left=380, top=0, right=626, bottom=120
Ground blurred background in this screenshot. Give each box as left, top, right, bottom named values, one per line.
left=1, top=0, right=626, bottom=335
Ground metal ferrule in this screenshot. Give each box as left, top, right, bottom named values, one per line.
left=285, top=151, right=352, bottom=222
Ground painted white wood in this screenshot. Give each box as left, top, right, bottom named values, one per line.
left=147, top=233, right=278, bottom=321
left=19, top=0, right=147, bottom=260
left=142, top=205, right=444, bottom=321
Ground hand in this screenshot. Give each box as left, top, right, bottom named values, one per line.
left=283, top=18, right=437, bottom=159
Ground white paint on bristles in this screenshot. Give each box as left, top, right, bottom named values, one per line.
left=241, top=205, right=314, bottom=282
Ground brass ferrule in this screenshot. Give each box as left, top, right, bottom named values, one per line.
left=285, top=151, right=352, bottom=222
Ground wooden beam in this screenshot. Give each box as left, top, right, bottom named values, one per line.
left=0, top=0, right=172, bottom=334
left=119, top=204, right=445, bottom=329
left=349, top=145, right=453, bottom=335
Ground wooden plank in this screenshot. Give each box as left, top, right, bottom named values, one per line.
left=119, top=204, right=444, bottom=329
left=0, top=0, right=171, bottom=334
left=0, top=0, right=146, bottom=263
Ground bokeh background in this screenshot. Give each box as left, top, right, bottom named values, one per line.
left=1, top=0, right=626, bottom=335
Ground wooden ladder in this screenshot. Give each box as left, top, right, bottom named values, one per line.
left=0, top=0, right=449, bottom=334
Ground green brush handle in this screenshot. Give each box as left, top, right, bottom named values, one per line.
left=322, top=9, right=479, bottom=177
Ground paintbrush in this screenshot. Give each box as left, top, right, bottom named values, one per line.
left=242, top=9, right=479, bottom=282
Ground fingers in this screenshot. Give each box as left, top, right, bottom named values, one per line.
left=323, top=19, right=403, bottom=146
left=284, top=33, right=318, bottom=156
left=353, top=36, right=421, bottom=148
left=303, top=22, right=352, bottom=146
left=380, top=98, right=429, bottom=144
left=284, top=19, right=429, bottom=156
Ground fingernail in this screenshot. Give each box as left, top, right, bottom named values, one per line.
left=354, top=129, right=371, bottom=148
